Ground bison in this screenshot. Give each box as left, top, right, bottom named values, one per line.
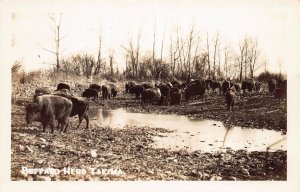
left=222, top=80, right=231, bottom=94
left=35, top=87, right=52, bottom=96
left=53, top=93, right=90, bottom=129
left=26, top=95, right=73, bottom=133
left=268, top=79, right=277, bottom=94
left=125, top=81, right=136, bottom=94
left=184, top=80, right=205, bottom=101
left=56, top=83, right=71, bottom=91
left=102, top=85, right=112, bottom=100
left=89, top=84, right=101, bottom=92
left=82, top=88, right=99, bottom=100
left=141, top=82, right=154, bottom=89
left=170, top=92, right=182, bottom=105
left=241, top=80, right=255, bottom=94
left=225, top=89, right=236, bottom=111
left=130, top=85, right=145, bottom=99
left=171, top=81, right=181, bottom=88
left=158, top=84, right=170, bottom=103
left=231, top=83, right=241, bottom=93
left=141, top=88, right=161, bottom=105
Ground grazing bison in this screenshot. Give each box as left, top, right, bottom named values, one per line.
left=125, top=81, right=136, bottom=93
left=89, top=84, right=101, bottom=92
left=268, top=79, right=277, bottom=94
left=56, top=83, right=71, bottom=91
left=82, top=88, right=99, bottom=100
left=170, top=92, right=182, bottom=105
left=102, top=85, right=111, bottom=100
left=130, top=85, right=145, bottom=99
left=242, top=80, right=255, bottom=94
left=184, top=80, right=206, bottom=101
left=141, top=88, right=161, bottom=105
left=26, top=95, right=72, bottom=133
left=53, top=93, right=89, bottom=129
left=225, top=89, right=236, bottom=111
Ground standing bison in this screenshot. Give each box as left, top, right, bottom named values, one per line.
left=56, top=83, right=71, bottom=91
left=53, top=93, right=90, bottom=129
left=102, top=85, right=112, bottom=100
left=130, top=85, right=145, bottom=99
left=222, top=80, right=231, bottom=94
left=125, top=81, right=136, bottom=93
left=241, top=80, right=255, bottom=94
left=170, top=92, right=182, bottom=105
left=184, top=80, right=205, bottom=101
left=26, top=95, right=73, bottom=133
left=82, top=88, right=99, bottom=100
left=268, top=79, right=277, bottom=94
left=225, top=89, right=236, bottom=111
left=158, top=84, right=170, bottom=103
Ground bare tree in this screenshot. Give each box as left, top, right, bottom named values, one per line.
left=121, top=29, right=142, bottom=78
left=248, top=38, right=259, bottom=79
left=186, top=25, right=195, bottom=79
left=212, top=32, right=220, bottom=80
left=108, top=50, right=115, bottom=76
left=42, top=13, right=67, bottom=70
left=206, top=32, right=211, bottom=79
left=94, top=26, right=105, bottom=75
left=237, top=37, right=248, bottom=82
left=152, top=17, right=157, bottom=78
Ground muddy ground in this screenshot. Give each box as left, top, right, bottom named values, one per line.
left=11, top=90, right=287, bottom=181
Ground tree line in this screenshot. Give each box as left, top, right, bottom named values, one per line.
left=30, top=14, right=274, bottom=82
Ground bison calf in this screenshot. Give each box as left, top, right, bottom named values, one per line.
left=26, top=95, right=73, bottom=133
left=225, top=90, right=236, bottom=111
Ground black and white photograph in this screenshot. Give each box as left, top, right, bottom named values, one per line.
left=1, top=0, right=300, bottom=191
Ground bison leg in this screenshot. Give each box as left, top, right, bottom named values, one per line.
left=63, top=120, right=69, bottom=133
left=84, top=113, right=89, bottom=129
left=76, top=114, right=83, bottom=129
left=49, top=119, right=55, bottom=134
left=41, top=121, right=48, bottom=132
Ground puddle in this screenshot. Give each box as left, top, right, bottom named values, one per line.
left=89, top=108, right=287, bottom=152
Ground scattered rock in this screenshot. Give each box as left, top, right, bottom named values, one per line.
left=241, top=168, right=250, bottom=176
left=90, top=149, right=97, bottom=158
left=229, top=176, right=237, bottom=181
left=25, top=146, right=33, bottom=153
left=210, top=175, right=222, bottom=181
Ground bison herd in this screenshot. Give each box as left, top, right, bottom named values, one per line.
left=25, top=78, right=287, bottom=133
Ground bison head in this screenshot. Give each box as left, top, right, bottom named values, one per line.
left=25, top=103, right=41, bottom=125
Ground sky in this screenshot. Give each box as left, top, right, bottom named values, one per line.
left=4, top=0, right=300, bottom=74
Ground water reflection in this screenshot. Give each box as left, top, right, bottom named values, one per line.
left=89, top=108, right=287, bottom=152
